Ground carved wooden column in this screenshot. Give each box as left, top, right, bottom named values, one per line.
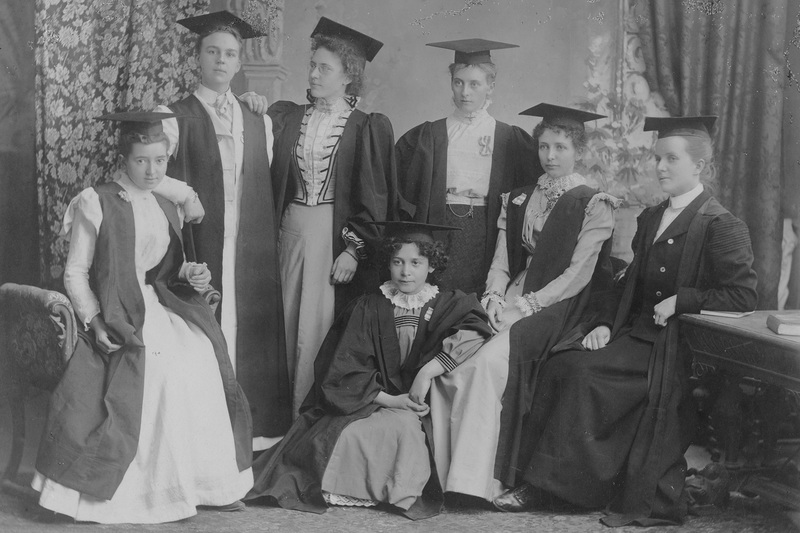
left=216, top=0, right=289, bottom=101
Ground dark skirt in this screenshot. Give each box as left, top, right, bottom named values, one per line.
left=438, top=205, right=487, bottom=296
left=520, top=334, right=652, bottom=507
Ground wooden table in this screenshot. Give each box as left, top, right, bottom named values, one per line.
left=680, top=311, right=800, bottom=393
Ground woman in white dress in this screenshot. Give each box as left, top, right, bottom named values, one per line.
left=32, top=112, right=253, bottom=524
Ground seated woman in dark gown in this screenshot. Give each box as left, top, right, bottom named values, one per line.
left=493, top=115, right=758, bottom=526
left=244, top=222, right=493, bottom=520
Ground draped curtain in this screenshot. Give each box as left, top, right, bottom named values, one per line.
left=635, top=0, right=787, bottom=308
left=35, top=0, right=210, bottom=287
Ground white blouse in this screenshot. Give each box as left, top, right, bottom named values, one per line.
left=445, top=102, right=496, bottom=201
left=62, top=173, right=187, bottom=328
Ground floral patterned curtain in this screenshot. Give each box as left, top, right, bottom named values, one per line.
left=35, top=0, right=210, bottom=287
left=635, top=0, right=788, bottom=309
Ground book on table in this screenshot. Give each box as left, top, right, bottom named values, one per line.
left=766, top=312, right=800, bottom=336
left=699, top=310, right=754, bottom=318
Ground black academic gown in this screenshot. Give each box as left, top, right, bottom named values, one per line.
left=519, top=189, right=758, bottom=526
left=244, top=290, right=492, bottom=520
left=269, top=101, right=404, bottom=314
left=395, top=119, right=542, bottom=281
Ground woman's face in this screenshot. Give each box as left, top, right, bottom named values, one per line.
left=451, top=65, right=494, bottom=114
left=198, top=31, right=242, bottom=93
left=308, top=47, right=351, bottom=101
left=389, top=242, right=434, bottom=295
left=121, top=141, right=169, bottom=191
left=538, top=128, right=580, bottom=179
left=654, top=136, right=702, bottom=197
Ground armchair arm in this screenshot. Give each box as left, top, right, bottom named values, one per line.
left=0, top=283, right=77, bottom=391
left=202, top=287, right=221, bottom=314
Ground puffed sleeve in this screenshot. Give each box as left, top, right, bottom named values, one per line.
left=62, top=188, right=103, bottom=329
left=156, top=104, right=180, bottom=157
left=527, top=192, right=618, bottom=309
left=484, top=192, right=512, bottom=296
left=153, top=175, right=195, bottom=205
left=676, top=212, right=758, bottom=313
left=344, top=113, right=399, bottom=247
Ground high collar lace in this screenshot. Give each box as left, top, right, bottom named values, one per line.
left=451, top=98, right=492, bottom=124
left=537, top=172, right=586, bottom=211
left=380, top=281, right=439, bottom=310
left=114, top=170, right=155, bottom=200
left=306, top=90, right=359, bottom=114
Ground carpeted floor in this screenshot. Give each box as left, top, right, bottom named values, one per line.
left=1, top=393, right=798, bottom=532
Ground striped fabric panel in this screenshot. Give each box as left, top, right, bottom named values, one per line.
left=394, top=314, right=420, bottom=329
left=435, top=352, right=457, bottom=372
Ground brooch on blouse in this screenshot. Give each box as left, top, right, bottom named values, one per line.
left=118, top=190, right=131, bottom=203
left=478, top=135, right=493, bottom=156
left=511, top=192, right=527, bottom=206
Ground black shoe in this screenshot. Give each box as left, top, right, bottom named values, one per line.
left=493, top=483, right=535, bottom=512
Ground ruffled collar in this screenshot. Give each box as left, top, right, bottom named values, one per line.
left=306, top=90, right=359, bottom=114
left=451, top=98, right=492, bottom=124
left=536, top=172, right=587, bottom=211
left=380, top=281, right=439, bottom=310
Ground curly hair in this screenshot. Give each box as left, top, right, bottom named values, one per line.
left=448, top=62, right=498, bottom=84
left=378, top=238, right=449, bottom=284
left=194, top=25, right=244, bottom=56
left=532, top=119, right=587, bottom=152
left=311, top=34, right=366, bottom=96
left=118, top=131, right=170, bottom=157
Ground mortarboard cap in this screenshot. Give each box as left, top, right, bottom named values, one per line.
left=643, top=115, right=717, bottom=138
left=426, top=38, right=518, bottom=65
left=177, top=10, right=266, bottom=39
left=96, top=111, right=182, bottom=137
left=368, top=221, right=460, bottom=243
left=520, top=103, right=605, bottom=129
left=311, top=17, right=383, bottom=62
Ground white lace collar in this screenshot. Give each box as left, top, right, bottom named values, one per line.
left=380, top=281, right=439, bottom=310
left=312, top=94, right=359, bottom=114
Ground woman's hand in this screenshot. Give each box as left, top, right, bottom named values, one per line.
left=494, top=305, right=524, bottom=332
left=653, top=295, right=677, bottom=327
left=186, top=263, right=211, bottom=293
left=395, top=393, right=430, bottom=417
left=89, top=315, right=122, bottom=354
left=487, top=300, right=505, bottom=330
left=375, top=391, right=430, bottom=417
left=330, top=248, right=358, bottom=285
left=239, top=91, right=269, bottom=115
left=582, top=325, right=611, bottom=351
left=183, top=192, right=205, bottom=224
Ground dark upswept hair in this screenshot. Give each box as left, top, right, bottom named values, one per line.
left=194, top=25, right=244, bottom=56
left=311, top=34, right=366, bottom=96
left=532, top=119, right=588, bottom=152
left=118, top=131, right=170, bottom=157
left=448, top=62, right=498, bottom=84
left=378, top=238, right=449, bottom=284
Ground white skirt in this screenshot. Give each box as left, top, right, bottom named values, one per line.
left=32, top=284, right=253, bottom=524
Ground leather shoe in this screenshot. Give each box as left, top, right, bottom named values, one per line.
left=201, top=500, right=246, bottom=512
left=493, top=482, right=535, bottom=512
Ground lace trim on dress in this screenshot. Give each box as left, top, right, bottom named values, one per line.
left=379, top=281, right=439, bottom=310
left=537, top=172, right=587, bottom=212
left=322, top=491, right=378, bottom=507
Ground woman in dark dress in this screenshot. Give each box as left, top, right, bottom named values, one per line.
left=268, top=18, right=403, bottom=416
left=244, top=222, right=493, bottom=520
left=395, top=39, right=542, bottom=295
left=493, top=115, right=758, bottom=527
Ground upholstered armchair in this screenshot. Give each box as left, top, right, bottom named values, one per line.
left=0, top=282, right=220, bottom=495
